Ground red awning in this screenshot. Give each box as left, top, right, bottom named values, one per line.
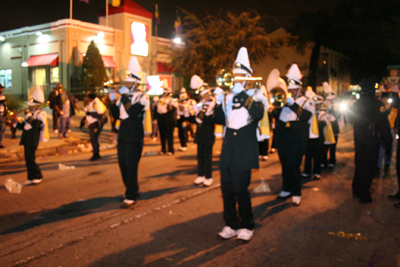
left=157, top=62, right=175, bottom=73
left=24, top=54, right=58, bottom=67
left=102, top=56, right=118, bottom=68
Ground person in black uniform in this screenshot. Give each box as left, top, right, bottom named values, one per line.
left=155, top=87, right=177, bottom=155
left=269, top=65, right=313, bottom=206
left=15, top=87, right=48, bottom=185
left=214, top=47, right=267, bottom=242
left=117, top=70, right=150, bottom=208
left=85, top=91, right=107, bottom=161
left=193, top=86, right=216, bottom=187
left=177, top=88, right=197, bottom=151
left=48, top=84, right=61, bottom=133
left=350, top=76, right=392, bottom=203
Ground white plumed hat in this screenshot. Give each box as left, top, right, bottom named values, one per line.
left=28, top=86, right=45, bottom=106
left=266, top=68, right=287, bottom=93
left=125, top=56, right=142, bottom=82
left=323, top=82, right=336, bottom=100
left=286, top=64, right=303, bottom=89
left=233, top=47, right=253, bottom=75
left=190, top=74, right=207, bottom=90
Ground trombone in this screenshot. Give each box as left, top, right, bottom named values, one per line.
left=216, top=69, right=263, bottom=90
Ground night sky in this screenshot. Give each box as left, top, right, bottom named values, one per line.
left=0, top=0, right=342, bottom=38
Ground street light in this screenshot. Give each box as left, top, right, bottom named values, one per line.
left=173, top=37, right=181, bottom=44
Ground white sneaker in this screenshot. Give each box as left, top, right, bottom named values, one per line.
left=178, top=146, right=188, bottom=151
left=24, top=179, right=42, bottom=186
left=218, top=226, right=238, bottom=240
left=278, top=191, right=291, bottom=198
left=301, top=173, right=310, bottom=178
left=262, top=156, right=268, bottom=161
left=194, top=176, right=205, bottom=185
left=270, top=148, right=276, bottom=153
left=328, top=163, right=335, bottom=168
left=166, top=152, right=173, bottom=156
left=292, top=196, right=301, bottom=206
left=237, top=228, right=254, bottom=242
left=67, top=129, right=71, bottom=133
left=54, top=129, right=58, bottom=134
left=313, top=174, right=321, bottom=179
left=321, top=164, right=326, bottom=168
left=203, top=178, right=213, bottom=186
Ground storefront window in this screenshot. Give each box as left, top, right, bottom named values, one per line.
left=51, top=67, right=59, bottom=84
left=33, top=68, right=46, bottom=86
left=0, top=69, right=12, bottom=89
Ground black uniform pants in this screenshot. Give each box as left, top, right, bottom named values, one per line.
left=258, top=139, right=269, bottom=156
left=24, top=145, right=43, bottom=180
left=322, top=135, right=339, bottom=165
left=303, top=138, right=323, bottom=175
left=276, top=140, right=306, bottom=196
left=352, top=133, right=380, bottom=199
left=89, top=122, right=103, bottom=155
left=220, top=163, right=254, bottom=230
left=158, top=116, right=175, bottom=154
left=177, top=117, right=189, bottom=148
left=118, top=141, right=143, bottom=201
left=197, top=143, right=213, bottom=178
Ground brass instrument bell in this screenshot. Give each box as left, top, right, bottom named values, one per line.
left=216, top=69, right=262, bottom=90
left=270, top=87, right=287, bottom=108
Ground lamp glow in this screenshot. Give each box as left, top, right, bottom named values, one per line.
left=35, top=31, right=43, bottom=36
left=173, top=37, right=182, bottom=44
left=0, top=36, right=4, bottom=42
left=339, top=103, right=347, bottom=111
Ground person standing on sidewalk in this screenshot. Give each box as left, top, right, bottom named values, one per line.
left=0, top=84, right=7, bottom=148
left=85, top=91, right=107, bottom=161
left=54, top=89, right=79, bottom=138
left=214, top=47, right=267, bottom=242
left=48, top=84, right=61, bottom=133
left=15, top=86, right=48, bottom=185
left=350, top=76, right=392, bottom=204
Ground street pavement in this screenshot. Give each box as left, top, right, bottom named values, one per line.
left=0, top=120, right=400, bottom=266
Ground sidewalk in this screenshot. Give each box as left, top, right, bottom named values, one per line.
left=0, top=106, right=160, bottom=164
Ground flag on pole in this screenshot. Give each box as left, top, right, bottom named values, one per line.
left=109, top=0, right=120, bottom=7
left=155, top=4, right=160, bottom=24
left=80, top=0, right=89, bottom=3
left=174, top=11, right=182, bottom=35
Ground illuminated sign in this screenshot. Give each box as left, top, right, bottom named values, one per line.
left=130, top=22, right=149, bottom=57
left=147, top=75, right=172, bottom=95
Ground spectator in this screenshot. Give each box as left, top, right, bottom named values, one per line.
left=48, top=84, right=61, bottom=133
left=54, top=88, right=79, bottom=138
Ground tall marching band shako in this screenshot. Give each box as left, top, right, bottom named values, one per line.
left=286, top=64, right=303, bottom=98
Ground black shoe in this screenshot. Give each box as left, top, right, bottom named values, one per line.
left=359, top=196, right=372, bottom=204
left=388, top=192, right=400, bottom=200
left=0, top=145, right=4, bottom=149
left=352, top=194, right=360, bottom=199
left=90, top=153, right=101, bottom=161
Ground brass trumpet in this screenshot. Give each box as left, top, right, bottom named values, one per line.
left=270, top=87, right=287, bottom=108
left=216, top=69, right=262, bottom=90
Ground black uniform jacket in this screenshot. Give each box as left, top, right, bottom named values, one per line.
left=194, top=111, right=215, bottom=145
left=118, top=94, right=145, bottom=143
left=271, top=103, right=312, bottom=144
left=215, top=91, right=264, bottom=170
left=17, top=115, right=43, bottom=147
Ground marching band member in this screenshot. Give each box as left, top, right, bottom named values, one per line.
left=214, top=47, right=267, bottom=242
left=321, top=82, right=343, bottom=169
left=155, top=87, right=178, bottom=155
left=118, top=56, right=150, bottom=208
left=270, top=65, right=312, bottom=206
left=85, top=91, right=107, bottom=161
left=15, top=86, right=48, bottom=185
left=193, top=85, right=216, bottom=187
left=301, top=87, right=321, bottom=179
left=177, top=88, right=197, bottom=151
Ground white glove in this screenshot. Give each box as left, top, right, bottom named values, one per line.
left=139, top=94, right=150, bottom=110
left=253, top=89, right=269, bottom=106
left=214, top=88, right=225, bottom=105
left=231, top=83, right=244, bottom=94
left=286, top=97, right=294, bottom=106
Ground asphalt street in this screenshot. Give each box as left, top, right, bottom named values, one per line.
left=1, top=126, right=400, bottom=266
